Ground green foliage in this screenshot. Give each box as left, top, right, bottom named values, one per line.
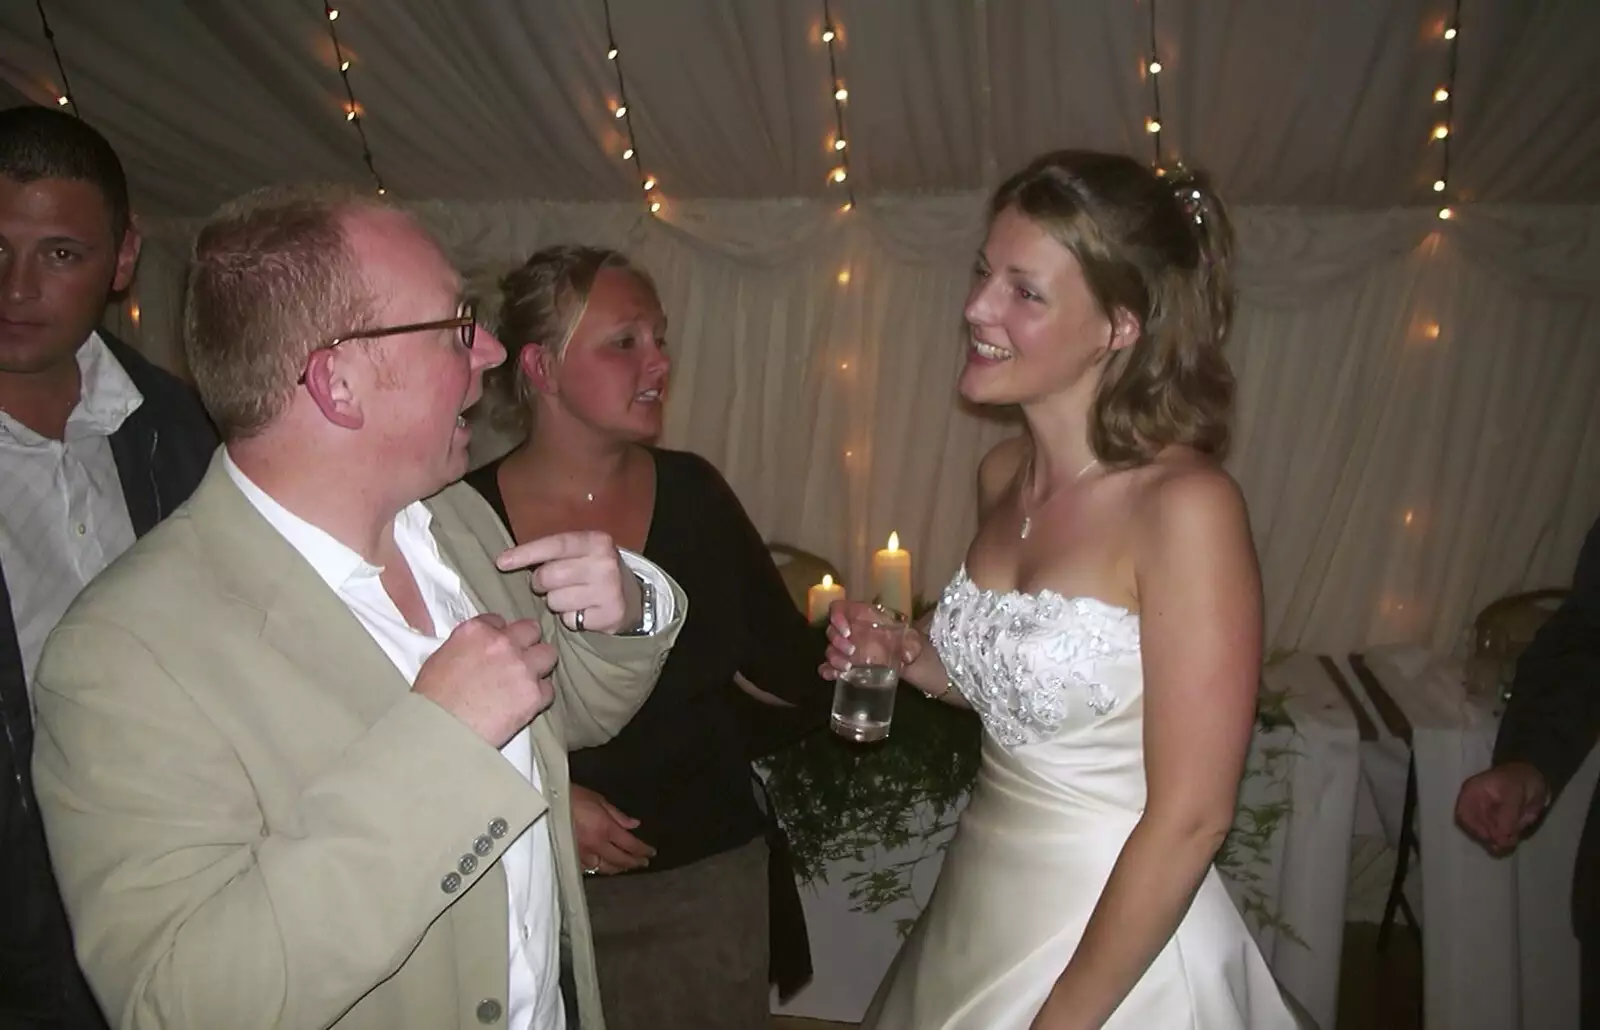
left=763, top=687, right=982, bottom=918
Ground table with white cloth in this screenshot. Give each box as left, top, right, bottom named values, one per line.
left=1343, top=645, right=1599, bottom=1030
left=769, top=655, right=1361, bottom=1029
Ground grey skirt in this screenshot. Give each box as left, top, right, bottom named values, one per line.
left=582, top=837, right=771, bottom=1030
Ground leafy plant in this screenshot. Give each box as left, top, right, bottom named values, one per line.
left=763, top=687, right=982, bottom=926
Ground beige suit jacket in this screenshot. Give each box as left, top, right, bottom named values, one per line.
left=30, top=455, right=685, bottom=1030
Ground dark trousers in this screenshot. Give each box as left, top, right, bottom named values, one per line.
left=1583, top=934, right=1597, bottom=1030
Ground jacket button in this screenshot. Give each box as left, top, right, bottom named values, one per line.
left=475, top=998, right=503, bottom=1023
left=440, top=872, right=461, bottom=894
left=473, top=835, right=494, bottom=856
left=458, top=853, right=478, bottom=875
left=488, top=817, right=509, bottom=839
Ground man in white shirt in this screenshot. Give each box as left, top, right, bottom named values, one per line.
left=30, top=183, right=684, bottom=1030
left=0, top=105, right=215, bottom=1030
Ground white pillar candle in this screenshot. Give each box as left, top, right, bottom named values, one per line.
left=871, top=532, right=913, bottom=616
left=807, top=573, right=846, bottom=623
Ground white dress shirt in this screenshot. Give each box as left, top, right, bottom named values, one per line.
left=223, top=453, right=674, bottom=1030
left=0, top=332, right=142, bottom=694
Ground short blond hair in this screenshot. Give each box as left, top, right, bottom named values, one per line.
left=183, top=183, right=383, bottom=440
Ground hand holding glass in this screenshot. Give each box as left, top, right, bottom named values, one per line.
left=830, top=604, right=907, bottom=742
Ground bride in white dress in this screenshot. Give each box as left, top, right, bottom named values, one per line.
left=820, top=150, right=1302, bottom=1030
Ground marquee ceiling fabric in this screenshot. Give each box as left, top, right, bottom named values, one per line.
left=2, top=0, right=1597, bottom=216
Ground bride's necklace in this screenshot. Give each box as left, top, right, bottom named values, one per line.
left=1018, top=455, right=1099, bottom=540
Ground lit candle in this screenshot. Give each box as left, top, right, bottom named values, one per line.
left=807, top=574, right=845, bottom=624
left=871, top=532, right=913, bottom=616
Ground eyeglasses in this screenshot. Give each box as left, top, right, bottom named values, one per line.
left=297, top=297, right=479, bottom=384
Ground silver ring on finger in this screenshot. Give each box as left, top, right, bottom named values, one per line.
left=583, top=863, right=599, bottom=876
left=573, top=608, right=585, bottom=632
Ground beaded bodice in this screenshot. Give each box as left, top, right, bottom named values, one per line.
left=930, top=566, right=1142, bottom=748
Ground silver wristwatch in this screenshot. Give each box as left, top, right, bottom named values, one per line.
left=617, top=573, right=655, bottom=636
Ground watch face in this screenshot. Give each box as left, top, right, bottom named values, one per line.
left=625, top=575, right=654, bottom=636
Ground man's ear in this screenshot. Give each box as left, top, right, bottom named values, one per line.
left=301, top=348, right=365, bottom=430
left=111, top=217, right=142, bottom=295
left=1108, top=307, right=1141, bottom=354
left=522, top=344, right=557, bottom=395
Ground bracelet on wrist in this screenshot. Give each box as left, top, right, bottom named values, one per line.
left=921, top=678, right=954, bottom=700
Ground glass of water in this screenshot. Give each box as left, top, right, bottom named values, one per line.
left=831, top=604, right=907, bottom=743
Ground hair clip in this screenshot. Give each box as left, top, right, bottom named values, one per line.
left=1157, top=162, right=1206, bottom=225
left=1178, top=186, right=1205, bottom=226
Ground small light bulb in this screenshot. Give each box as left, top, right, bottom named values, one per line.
left=1434, top=87, right=1449, bottom=102
left=1433, top=179, right=1446, bottom=192
left=643, top=176, right=657, bottom=191
left=649, top=200, right=661, bottom=213
left=834, top=138, right=847, bottom=151
left=340, top=60, right=351, bottom=72
left=831, top=167, right=848, bottom=183
left=346, top=109, right=357, bottom=122
left=607, top=47, right=619, bottom=60
left=844, top=449, right=853, bottom=458
left=622, top=147, right=634, bottom=160
left=841, top=201, right=853, bottom=212
left=1444, top=26, right=1457, bottom=40
left=837, top=269, right=851, bottom=284
left=839, top=361, right=850, bottom=370
left=129, top=302, right=140, bottom=326
left=1149, top=60, right=1162, bottom=74
left=822, top=27, right=835, bottom=42
left=377, top=186, right=386, bottom=196
left=1432, top=124, right=1449, bottom=140
left=1438, top=206, right=1453, bottom=220
left=327, top=8, right=339, bottom=21
left=1146, top=118, right=1162, bottom=134
left=615, top=105, right=627, bottom=119
left=55, top=95, right=69, bottom=106
left=835, top=87, right=848, bottom=102
left=1424, top=322, right=1441, bottom=339
left=1404, top=510, right=1415, bottom=526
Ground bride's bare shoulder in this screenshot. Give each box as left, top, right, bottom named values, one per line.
left=1129, top=447, right=1251, bottom=549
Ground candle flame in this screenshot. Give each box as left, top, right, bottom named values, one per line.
left=887, top=531, right=900, bottom=550
left=821, top=574, right=834, bottom=588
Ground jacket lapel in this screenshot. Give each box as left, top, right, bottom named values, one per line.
left=426, top=505, right=556, bottom=788
left=185, top=455, right=412, bottom=720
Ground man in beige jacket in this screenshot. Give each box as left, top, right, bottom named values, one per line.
left=30, top=184, right=685, bottom=1030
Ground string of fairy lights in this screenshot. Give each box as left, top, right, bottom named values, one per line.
left=23, top=8, right=1480, bottom=226
left=1431, top=1, right=1464, bottom=219
left=33, top=0, right=78, bottom=115
left=1142, top=0, right=1165, bottom=170
left=600, top=0, right=660, bottom=214
left=821, top=1, right=854, bottom=210
left=322, top=4, right=386, bottom=196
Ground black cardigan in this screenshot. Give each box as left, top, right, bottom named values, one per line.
left=0, top=332, right=217, bottom=1028
left=465, top=446, right=832, bottom=995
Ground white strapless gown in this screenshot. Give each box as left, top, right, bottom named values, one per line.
left=863, top=567, right=1301, bottom=1030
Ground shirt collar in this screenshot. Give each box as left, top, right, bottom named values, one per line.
left=0, top=331, right=145, bottom=446
left=222, top=448, right=439, bottom=594
left=73, top=332, right=144, bottom=435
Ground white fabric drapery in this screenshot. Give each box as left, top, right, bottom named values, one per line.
left=119, top=198, right=1600, bottom=656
